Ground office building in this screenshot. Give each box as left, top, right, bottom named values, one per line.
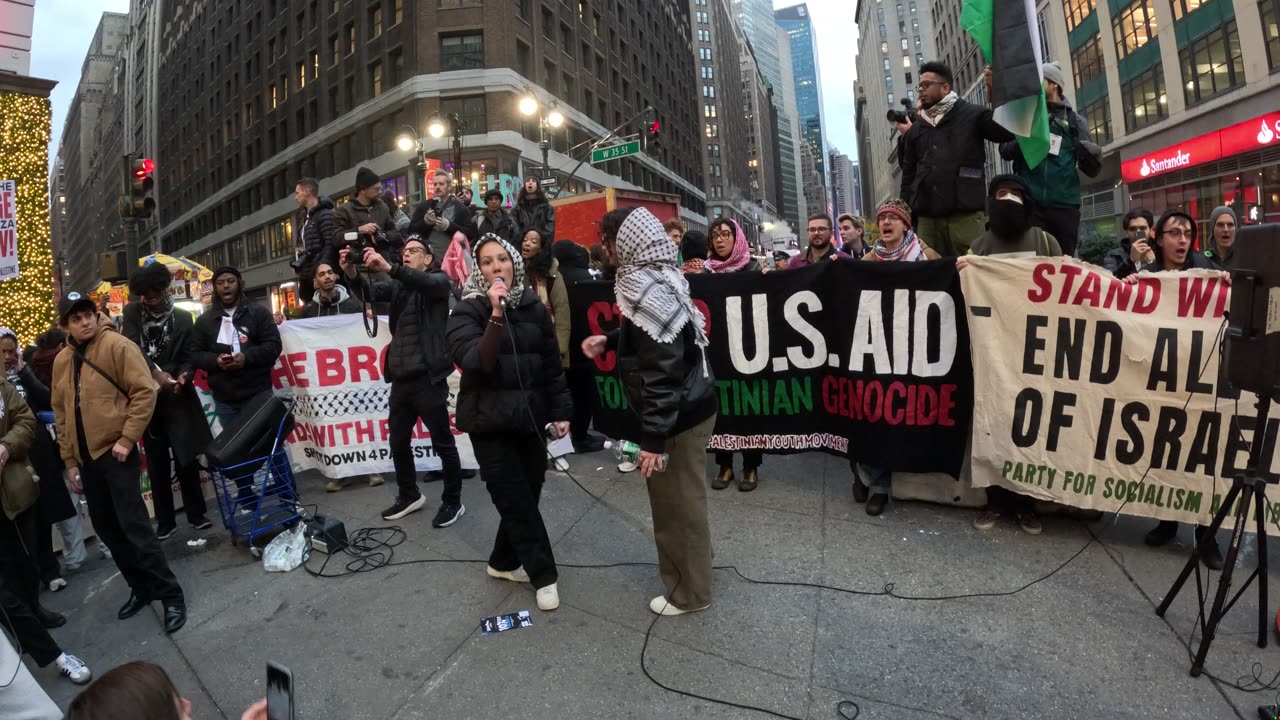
left=777, top=25, right=809, bottom=224
left=829, top=148, right=858, bottom=217
left=741, top=40, right=781, bottom=218
left=775, top=2, right=828, bottom=204
left=693, top=0, right=754, bottom=233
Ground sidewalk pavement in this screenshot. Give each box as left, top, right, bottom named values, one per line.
left=24, top=449, right=1277, bottom=719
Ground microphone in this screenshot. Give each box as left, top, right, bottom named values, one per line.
left=493, top=276, right=507, bottom=311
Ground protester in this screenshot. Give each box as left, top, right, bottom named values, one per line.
left=121, top=263, right=214, bottom=540
left=512, top=176, right=556, bottom=243
left=67, top=660, right=268, bottom=720
left=293, top=262, right=361, bottom=319
left=0, top=633, right=65, bottom=716
left=448, top=233, right=572, bottom=611
left=456, top=185, right=480, bottom=216
left=342, top=229, right=465, bottom=525
left=552, top=240, right=607, bottom=453
left=790, top=213, right=851, bottom=267
left=1203, top=206, right=1237, bottom=270
left=851, top=198, right=941, bottom=513
left=588, top=244, right=608, bottom=275
left=584, top=207, right=717, bottom=616
left=383, top=191, right=411, bottom=233
left=51, top=291, right=187, bottom=633
left=772, top=251, right=791, bottom=270
left=898, top=61, right=1016, bottom=256
left=997, top=62, right=1101, bottom=256
left=704, top=218, right=763, bottom=491
left=664, top=218, right=686, bottom=247
left=412, top=169, right=478, bottom=261
left=292, top=177, right=338, bottom=298
left=1102, top=208, right=1154, bottom=275
left=965, top=175, right=1063, bottom=258
left=680, top=231, right=708, bottom=274
left=475, top=188, right=517, bottom=243
left=837, top=213, right=866, bottom=258
left=332, top=167, right=402, bottom=272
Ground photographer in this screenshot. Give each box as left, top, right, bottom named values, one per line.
left=332, top=167, right=401, bottom=278
left=1102, top=208, right=1153, bottom=275
left=412, top=169, right=478, bottom=261
left=341, top=230, right=465, bottom=527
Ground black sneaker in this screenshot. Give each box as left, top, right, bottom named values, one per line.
left=432, top=503, right=466, bottom=528
left=156, top=524, right=177, bottom=541
left=1145, top=520, right=1178, bottom=547
left=573, top=433, right=606, bottom=453
left=190, top=516, right=213, bottom=531
left=381, top=494, right=426, bottom=521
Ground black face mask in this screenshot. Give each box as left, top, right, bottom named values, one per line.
left=988, top=199, right=1032, bottom=240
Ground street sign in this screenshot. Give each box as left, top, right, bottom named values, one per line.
left=591, top=140, right=641, bottom=164
left=539, top=177, right=558, bottom=187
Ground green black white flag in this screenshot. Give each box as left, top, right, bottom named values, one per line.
left=961, top=0, right=1051, bottom=169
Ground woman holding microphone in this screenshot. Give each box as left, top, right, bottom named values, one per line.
left=447, top=233, right=573, bottom=611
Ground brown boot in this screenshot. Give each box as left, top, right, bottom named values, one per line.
left=711, top=466, right=733, bottom=490
left=738, top=467, right=758, bottom=492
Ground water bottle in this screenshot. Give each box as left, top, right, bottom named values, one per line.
left=604, top=440, right=668, bottom=468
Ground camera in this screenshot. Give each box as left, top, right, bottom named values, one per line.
left=886, top=98, right=917, bottom=126
left=342, top=231, right=373, bottom=267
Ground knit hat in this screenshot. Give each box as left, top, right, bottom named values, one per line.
left=354, top=166, right=381, bottom=191
left=1041, top=62, right=1070, bottom=97
left=1209, top=206, right=1237, bottom=229
left=483, top=188, right=503, bottom=202
left=876, top=198, right=912, bottom=228
left=211, top=266, right=242, bottom=284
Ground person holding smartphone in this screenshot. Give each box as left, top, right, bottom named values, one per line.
left=1102, top=208, right=1154, bottom=275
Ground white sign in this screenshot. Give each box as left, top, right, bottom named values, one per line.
left=0, top=179, right=18, bottom=281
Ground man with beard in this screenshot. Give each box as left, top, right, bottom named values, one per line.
left=789, top=213, right=851, bottom=267
left=292, top=177, right=337, bottom=298
left=412, top=169, right=478, bottom=261
left=967, top=175, right=1063, bottom=258
left=898, top=61, right=1015, bottom=257
left=333, top=167, right=402, bottom=274
left=1202, top=206, right=1237, bottom=271
left=295, top=262, right=361, bottom=318
left=1102, top=208, right=1154, bottom=275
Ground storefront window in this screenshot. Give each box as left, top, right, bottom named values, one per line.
left=1262, top=0, right=1280, bottom=70
left=227, top=237, right=245, bottom=268
left=380, top=175, right=408, bottom=205
left=1071, top=34, right=1105, bottom=89
left=440, top=96, right=487, bottom=135
left=1082, top=98, right=1112, bottom=144
left=1113, top=0, right=1159, bottom=58
left=1122, top=65, right=1165, bottom=132
left=1064, top=0, right=1096, bottom=31
left=1179, top=22, right=1245, bottom=107
left=268, top=218, right=294, bottom=259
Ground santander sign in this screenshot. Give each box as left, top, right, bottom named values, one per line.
left=1121, top=109, right=1280, bottom=184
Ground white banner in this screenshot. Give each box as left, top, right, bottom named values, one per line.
left=271, top=315, right=477, bottom=478
left=0, top=179, right=19, bottom=281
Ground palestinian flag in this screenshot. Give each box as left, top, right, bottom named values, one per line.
left=960, top=0, right=1051, bottom=169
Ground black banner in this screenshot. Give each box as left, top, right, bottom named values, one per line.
left=567, top=261, right=972, bottom=475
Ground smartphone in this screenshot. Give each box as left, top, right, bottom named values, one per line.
left=266, top=662, right=294, bottom=720
left=1135, top=228, right=1148, bottom=243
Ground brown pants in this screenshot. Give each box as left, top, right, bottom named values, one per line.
left=645, top=413, right=717, bottom=610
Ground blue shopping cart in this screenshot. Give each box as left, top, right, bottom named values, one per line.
left=208, top=404, right=303, bottom=557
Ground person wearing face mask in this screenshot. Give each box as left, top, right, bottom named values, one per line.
left=520, top=228, right=571, bottom=368
left=704, top=218, right=764, bottom=491
left=1202, top=206, right=1237, bottom=271
left=1102, top=208, right=1154, bottom=275
left=447, top=234, right=573, bottom=612
left=122, top=263, right=214, bottom=540
left=512, top=176, right=556, bottom=243
left=967, top=175, right=1063, bottom=258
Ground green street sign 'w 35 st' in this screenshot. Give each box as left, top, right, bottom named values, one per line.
left=591, top=141, right=641, bottom=164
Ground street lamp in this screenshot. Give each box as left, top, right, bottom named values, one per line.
left=425, top=112, right=464, bottom=191
left=519, top=94, right=564, bottom=179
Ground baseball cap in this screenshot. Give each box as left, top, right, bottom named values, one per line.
left=57, top=291, right=97, bottom=323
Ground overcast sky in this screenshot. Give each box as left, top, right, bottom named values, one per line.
left=33, top=0, right=859, bottom=169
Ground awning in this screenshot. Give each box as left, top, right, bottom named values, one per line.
left=138, top=254, right=214, bottom=282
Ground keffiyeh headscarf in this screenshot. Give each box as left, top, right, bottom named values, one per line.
left=613, top=209, right=709, bottom=347
left=922, top=91, right=959, bottom=127
left=705, top=219, right=751, bottom=274
left=461, top=233, right=526, bottom=306
left=140, top=295, right=176, bottom=361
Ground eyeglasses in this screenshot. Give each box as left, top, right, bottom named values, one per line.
left=711, top=229, right=734, bottom=239
left=1162, top=229, right=1192, bottom=240
left=917, top=80, right=945, bottom=91
left=807, top=227, right=831, bottom=234
left=404, top=247, right=427, bottom=255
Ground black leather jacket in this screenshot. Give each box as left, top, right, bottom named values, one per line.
left=607, top=319, right=716, bottom=453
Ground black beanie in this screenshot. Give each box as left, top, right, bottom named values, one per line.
left=211, top=266, right=242, bottom=284
left=355, top=166, right=380, bottom=191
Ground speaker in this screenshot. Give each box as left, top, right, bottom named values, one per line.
left=99, top=251, right=128, bottom=283
left=1226, top=223, right=1280, bottom=397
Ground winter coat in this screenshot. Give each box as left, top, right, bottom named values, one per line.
left=121, top=302, right=214, bottom=466
left=299, top=196, right=338, bottom=268
left=1101, top=237, right=1131, bottom=275
left=475, top=208, right=518, bottom=244
left=50, top=314, right=158, bottom=469
left=332, top=197, right=403, bottom=268
left=1000, top=100, right=1101, bottom=209
left=447, top=291, right=572, bottom=434
left=1113, top=248, right=1220, bottom=279
left=528, top=257, right=572, bottom=367
left=605, top=318, right=716, bottom=454
left=7, top=366, right=75, bottom=523
left=552, top=241, right=597, bottom=371
left=900, top=99, right=1016, bottom=217
left=789, top=246, right=852, bottom=268
left=0, top=378, right=38, bottom=520
left=363, top=265, right=454, bottom=384
left=513, top=196, right=556, bottom=242
left=189, top=301, right=283, bottom=405
left=412, top=196, right=479, bottom=261
left=300, top=284, right=362, bottom=318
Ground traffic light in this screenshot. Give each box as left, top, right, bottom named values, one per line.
left=119, top=155, right=156, bottom=219
left=647, top=119, right=661, bottom=140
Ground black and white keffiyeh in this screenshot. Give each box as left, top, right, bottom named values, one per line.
left=461, top=234, right=526, bottom=306
left=614, top=209, right=708, bottom=347
left=140, top=296, right=175, bottom=361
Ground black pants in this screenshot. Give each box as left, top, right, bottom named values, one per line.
left=566, top=367, right=596, bottom=442
left=1035, top=205, right=1081, bottom=257
left=0, top=508, right=41, bottom=612
left=0, top=584, right=59, bottom=666
left=389, top=376, right=461, bottom=506
left=472, top=432, right=558, bottom=589
left=715, top=451, right=762, bottom=471
left=987, top=486, right=1035, bottom=514
left=80, top=449, right=184, bottom=604
left=146, top=422, right=207, bottom=528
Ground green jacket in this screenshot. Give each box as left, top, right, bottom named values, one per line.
left=1001, top=100, right=1101, bottom=209
left=0, top=378, right=38, bottom=520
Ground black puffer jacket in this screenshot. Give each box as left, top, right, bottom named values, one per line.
left=513, top=194, right=555, bottom=241
left=1112, top=210, right=1221, bottom=278
left=448, top=291, right=572, bottom=434
left=189, top=301, right=283, bottom=404
left=608, top=319, right=716, bottom=454
left=362, top=265, right=454, bottom=384
left=299, top=196, right=338, bottom=268
left=899, top=98, right=1016, bottom=217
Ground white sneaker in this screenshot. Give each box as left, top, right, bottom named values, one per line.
left=367, top=473, right=385, bottom=487
left=649, top=595, right=710, bottom=617
left=486, top=565, right=530, bottom=583
left=48, top=578, right=67, bottom=592
left=56, top=653, right=92, bottom=685
left=536, top=583, right=560, bottom=611
left=617, top=460, right=638, bottom=473
left=553, top=456, right=570, bottom=471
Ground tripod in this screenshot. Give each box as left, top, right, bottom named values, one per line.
left=1156, top=395, right=1273, bottom=677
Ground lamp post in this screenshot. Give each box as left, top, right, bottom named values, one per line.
left=394, top=125, right=428, bottom=202
left=427, top=112, right=464, bottom=192
left=518, top=95, right=564, bottom=179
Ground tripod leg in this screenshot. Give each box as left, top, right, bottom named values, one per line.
left=1255, top=484, right=1270, bottom=649
left=1191, top=489, right=1253, bottom=676
left=1158, top=483, right=1241, bottom=617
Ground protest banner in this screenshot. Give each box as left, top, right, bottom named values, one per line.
left=962, top=257, right=1280, bottom=525
left=269, top=315, right=477, bottom=477
left=0, top=179, right=18, bottom=281
left=568, top=260, right=973, bottom=475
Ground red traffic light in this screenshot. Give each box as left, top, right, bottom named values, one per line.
left=132, top=158, right=155, bottom=177
left=647, top=121, right=661, bottom=135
